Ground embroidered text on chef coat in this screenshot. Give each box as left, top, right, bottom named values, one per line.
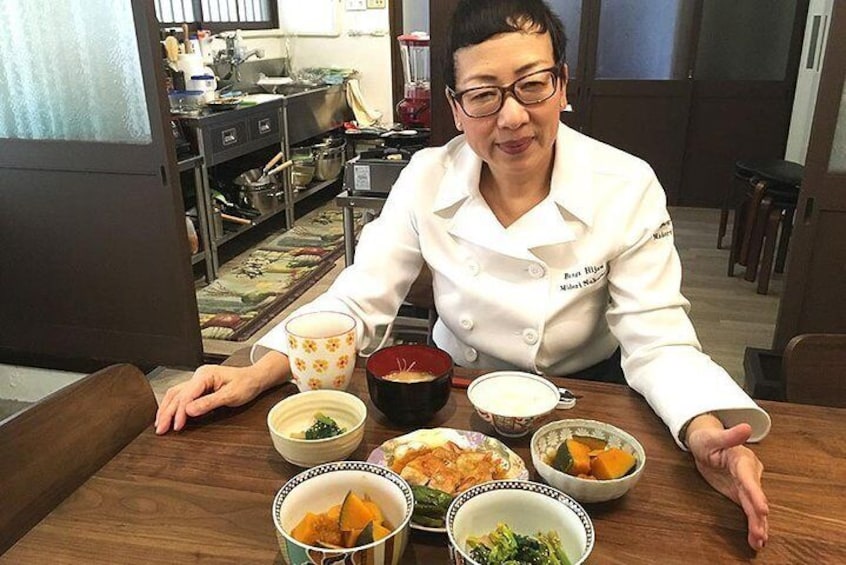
left=652, top=220, right=673, bottom=240
left=560, top=263, right=607, bottom=291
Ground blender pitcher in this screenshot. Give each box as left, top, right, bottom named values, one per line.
left=396, top=32, right=431, bottom=129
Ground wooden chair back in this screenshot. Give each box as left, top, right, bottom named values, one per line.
left=0, top=364, right=156, bottom=554
left=404, top=263, right=435, bottom=310
left=400, top=263, right=437, bottom=345
left=783, top=333, right=846, bottom=408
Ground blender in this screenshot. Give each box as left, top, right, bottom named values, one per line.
left=396, top=33, right=430, bottom=129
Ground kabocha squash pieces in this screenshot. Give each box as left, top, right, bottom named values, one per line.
left=549, top=437, right=637, bottom=480
left=591, top=448, right=636, bottom=480
left=552, top=438, right=592, bottom=476
left=339, top=491, right=374, bottom=531
left=290, top=512, right=342, bottom=547
left=572, top=435, right=607, bottom=451
left=291, top=491, right=394, bottom=549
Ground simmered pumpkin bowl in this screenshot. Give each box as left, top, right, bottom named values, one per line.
left=273, top=461, right=414, bottom=565
left=531, top=419, right=646, bottom=503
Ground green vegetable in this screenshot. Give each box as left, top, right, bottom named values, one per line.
left=292, top=412, right=346, bottom=440
left=466, top=523, right=571, bottom=565
left=411, top=485, right=454, bottom=508
left=410, top=514, right=444, bottom=528
left=410, top=485, right=454, bottom=527
left=413, top=502, right=446, bottom=516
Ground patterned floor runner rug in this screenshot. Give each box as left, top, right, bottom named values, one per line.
left=196, top=206, right=360, bottom=341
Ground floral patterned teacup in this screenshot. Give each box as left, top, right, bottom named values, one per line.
left=285, top=311, right=357, bottom=393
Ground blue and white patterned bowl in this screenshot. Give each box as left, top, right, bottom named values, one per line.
left=445, top=480, right=594, bottom=565
left=272, top=461, right=414, bottom=565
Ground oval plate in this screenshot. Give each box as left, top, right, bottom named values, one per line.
left=366, top=427, right=529, bottom=533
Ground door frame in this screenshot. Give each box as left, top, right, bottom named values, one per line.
left=774, top=0, right=846, bottom=348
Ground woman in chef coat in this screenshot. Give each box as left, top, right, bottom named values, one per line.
left=156, top=0, right=770, bottom=551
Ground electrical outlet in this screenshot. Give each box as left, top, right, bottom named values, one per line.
left=367, top=0, right=386, bottom=8
left=346, top=0, right=366, bottom=11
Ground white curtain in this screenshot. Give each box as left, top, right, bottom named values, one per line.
left=0, top=0, right=151, bottom=143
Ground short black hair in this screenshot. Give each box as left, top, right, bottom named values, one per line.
left=445, top=0, right=568, bottom=89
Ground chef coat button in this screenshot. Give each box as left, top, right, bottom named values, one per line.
left=460, top=316, right=474, bottom=330
left=523, top=329, right=539, bottom=345
left=465, top=347, right=478, bottom=362
left=467, top=261, right=480, bottom=276
left=528, top=263, right=546, bottom=279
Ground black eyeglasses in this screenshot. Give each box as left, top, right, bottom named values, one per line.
left=448, top=66, right=560, bottom=118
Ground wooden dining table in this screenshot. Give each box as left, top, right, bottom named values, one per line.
left=4, top=349, right=846, bottom=564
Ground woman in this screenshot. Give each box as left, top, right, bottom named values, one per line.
left=156, top=0, right=769, bottom=551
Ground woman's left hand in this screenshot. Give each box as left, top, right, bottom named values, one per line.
left=686, top=415, right=769, bottom=551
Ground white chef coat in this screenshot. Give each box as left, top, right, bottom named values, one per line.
left=254, top=123, right=771, bottom=448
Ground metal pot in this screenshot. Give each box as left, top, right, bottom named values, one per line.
left=291, top=157, right=316, bottom=187
left=233, top=168, right=284, bottom=215
left=312, top=140, right=346, bottom=181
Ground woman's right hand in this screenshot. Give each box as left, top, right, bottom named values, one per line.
left=155, top=351, right=291, bottom=435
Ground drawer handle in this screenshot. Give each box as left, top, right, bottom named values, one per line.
left=258, top=118, right=271, bottom=134
left=222, top=128, right=238, bottom=146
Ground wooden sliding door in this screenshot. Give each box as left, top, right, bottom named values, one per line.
left=427, top=0, right=808, bottom=208
left=582, top=0, right=697, bottom=203
left=0, top=0, right=202, bottom=370
left=680, top=0, right=808, bottom=207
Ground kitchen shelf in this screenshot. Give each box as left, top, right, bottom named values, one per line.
left=214, top=224, right=252, bottom=247
left=175, top=85, right=351, bottom=282
left=177, top=155, right=202, bottom=172
left=213, top=202, right=288, bottom=247
left=177, top=154, right=214, bottom=284
left=293, top=178, right=338, bottom=204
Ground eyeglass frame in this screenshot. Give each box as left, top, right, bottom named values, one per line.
left=447, top=65, right=562, bottom=118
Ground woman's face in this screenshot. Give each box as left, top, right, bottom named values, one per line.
left=449, top=31, right=567, bottom=178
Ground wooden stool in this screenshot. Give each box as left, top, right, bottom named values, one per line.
left=753, top=190, right=797, bottom=294
left=719, top=159, right=803, bottom=250
left=727, top=179, right=799, bottom=294
left=718, top=161, right=756, bottom=249
left=724, top=160, right=802, bottom=294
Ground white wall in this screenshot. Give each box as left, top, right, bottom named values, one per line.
left=786, top=0, right=834, bottom=165
left=230, top=0, right=394, bottom=125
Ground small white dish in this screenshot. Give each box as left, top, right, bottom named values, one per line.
left=267, top=389, right=366, bottom=468
left=467, top=371, right=574, bottom=437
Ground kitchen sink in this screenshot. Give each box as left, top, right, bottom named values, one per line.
left=258, top=82, right=321, bottom=97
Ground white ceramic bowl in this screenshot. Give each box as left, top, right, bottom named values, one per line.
left=267, top=389, right=367, bottom=467
left=273, top=461, right=414, bottom=565
left=446, top=480, right=594, bottom=565
left=467, top=371, right=573, bottom=437
left=531, top=419, right=646, bottom=503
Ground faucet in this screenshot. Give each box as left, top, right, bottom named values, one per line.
left=237, top=47, right=265, bottom=65
left=212, top=32, right=264, bottom=83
